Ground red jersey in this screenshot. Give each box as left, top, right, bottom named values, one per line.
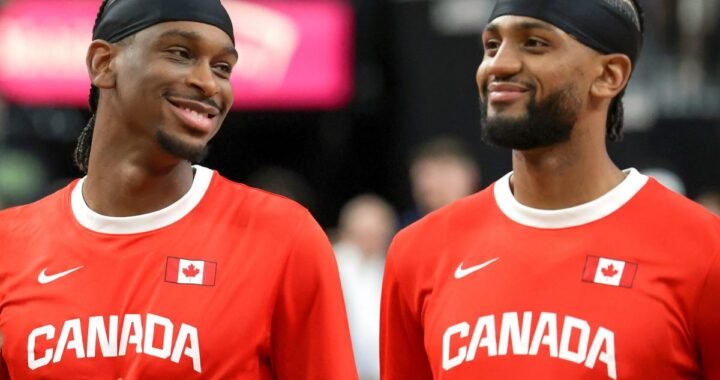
left=0, top=166, right=358, bottom=379
left=381, top=169, right=720, bottom=380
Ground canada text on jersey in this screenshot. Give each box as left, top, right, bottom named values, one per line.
left=443, top=311, right=616, bottom=379
left=27, top=313, right=202, bottom=373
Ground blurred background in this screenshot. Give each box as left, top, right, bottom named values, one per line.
left=0, top=1, right=719, bottom=377
left=0, top=0, right=719, bottom=220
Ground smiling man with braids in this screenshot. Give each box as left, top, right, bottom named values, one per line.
left=381, top=0, right=720, bottom=379
left=0, top=0, right=358, bottom=378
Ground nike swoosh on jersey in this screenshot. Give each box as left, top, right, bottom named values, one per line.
left=38, top=266, right=84, bottom=284
left=454, top=258, right=499, bottom=279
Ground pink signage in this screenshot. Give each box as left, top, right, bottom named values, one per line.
left=0, top=0, right=354, bottom=109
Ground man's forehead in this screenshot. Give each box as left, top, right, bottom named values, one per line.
left=485, top=0, right=642, bottom=62
left=149, top=21, right=226, bottom=37
left=136, top=21, right=238, bottom=57
left=137, top=21, right=229, bottom=42
left=484, top=15, right=563, bottom=34
left=93, top=0, right=234, bottom=44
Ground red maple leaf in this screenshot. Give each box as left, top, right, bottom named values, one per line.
left=183, top=264, right=200, bottom=278
left=601, top=264, right=619, bottom=278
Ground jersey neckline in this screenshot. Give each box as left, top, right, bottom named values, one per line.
left=71, top=165, right=213, bottom=235
left=493, top=168, right=649, bottom=229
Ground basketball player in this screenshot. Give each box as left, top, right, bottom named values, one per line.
left=380, top=0, right=720, bottom=379
left=0, top=0, right=358, bottom=378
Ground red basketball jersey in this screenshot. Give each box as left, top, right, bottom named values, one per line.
left=381, top=169, right=720, bottom=379
left=0, top=166, right=358, bottom=379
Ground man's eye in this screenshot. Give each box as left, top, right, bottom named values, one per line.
left=168, top=48, right=191, bottom=59
left=526, top=38, right=549, bottom=48
left=484, top=40, right=501, bottom=51
left=214, top=63, right=233, bottom=75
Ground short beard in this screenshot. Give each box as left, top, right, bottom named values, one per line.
left=156, top=130, right=209, bottom=163
left=480, top=84, right=582, bottom=150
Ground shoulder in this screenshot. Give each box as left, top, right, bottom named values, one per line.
left=207, top=170, right=312, bottom=224
left=388, top=185, right=495, bottom=267
left=397, top=185, right=495, bottom=242
left=626, top=178, right=720, bottom=275
left=0, top=183, right=73, bottom=238
left=634, top=178, right=719, bottom=234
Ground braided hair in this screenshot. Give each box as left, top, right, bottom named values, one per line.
left=73, top=0, right=115, bottom=174
left=605, top=0, right=645, bottom=142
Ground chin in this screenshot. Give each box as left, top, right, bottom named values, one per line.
left=156, top=130, right=209, bottom=163
left=486, top=113, right=528, bottom=126
left=489, top=104, right=528, bottom=118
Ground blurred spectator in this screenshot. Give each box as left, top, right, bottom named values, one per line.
left=695, top=190, right=720, bottom=215
left=401, top=136, right=480, bottom=227
left=334, top=193, right=397, bottom=380
left=0, top=148, right=47, bottom=207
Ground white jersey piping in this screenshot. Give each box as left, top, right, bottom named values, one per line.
left=493, top=168, right=648, bottom=229
left=71, top=165, right=213, bottom=234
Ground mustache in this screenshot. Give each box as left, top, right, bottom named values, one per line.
left=166, top=91, right=223, bottom=113
left=483, top=77, right=536, bottom=96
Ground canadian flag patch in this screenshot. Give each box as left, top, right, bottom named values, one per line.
left=582, top=256, right=638, bottom=288
left=165, top=257, right=217, bottom=286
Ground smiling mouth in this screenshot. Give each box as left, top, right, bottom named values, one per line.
left=486, top=82, right=531, bottom=104
left=489, top=90, right=527, bottom=103
left=166, top=97, right=220, bottom=134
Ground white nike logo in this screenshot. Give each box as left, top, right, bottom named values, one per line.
left=38, top=266, right=84, bottom=284
left=454, top=258, right=499, bottom=279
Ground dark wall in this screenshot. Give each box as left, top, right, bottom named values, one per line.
left=3, top=0, right=719, bottom=226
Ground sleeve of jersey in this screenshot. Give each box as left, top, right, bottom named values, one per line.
left=0, top=352, right=8, bottom=380
left=0, top=332, right=8, bottom=380
left=271, top=212, right=358, bottom=380
left=696, top=242, right=720, bottom=379
left=380, top=232, right=434, bottom=380
left=0, top=216, right=7, bottom=380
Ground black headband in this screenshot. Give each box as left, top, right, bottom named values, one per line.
left=489, top=0, right=642, bottom=64
left=93, top=0, right=235, bottom=44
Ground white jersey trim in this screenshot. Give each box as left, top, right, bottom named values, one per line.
left=71, top=165, right=213, bottom=235
left=494, top=168, right=648, bottom=229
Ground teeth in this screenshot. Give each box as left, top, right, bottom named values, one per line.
left=182, top=107, right=209, bottom=120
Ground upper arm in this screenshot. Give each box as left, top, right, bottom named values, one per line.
left=0, top=332, right=8, bottom=380
left=696, top=228, right=720, bottom=379
left=380, top=235, right=434, bottom=380
left=271, top=212, right=358, bottom=380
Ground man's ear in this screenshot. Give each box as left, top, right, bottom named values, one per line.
left=86, top=40, right=117, bottom=89
left=590, top=54, right=633, bottom=100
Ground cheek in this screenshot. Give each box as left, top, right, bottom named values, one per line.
left=545, top=59, right=589, bottom=86
left=522, top=61, right=564, bottom=98
left=475, top=64, right=487, bottom=90
left=221, top=82, right=235, bottom=108
left=117, top=65, right=164, bottom=99
left=555, top=65, right=591, bottom=103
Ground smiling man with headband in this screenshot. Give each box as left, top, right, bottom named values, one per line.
left=380, top=0, right=720, bottom=379
left=0, top=0, right=358, bottom=378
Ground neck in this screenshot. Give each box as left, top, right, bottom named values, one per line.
left=81, top=115, right=195, bottom=217
left=509, top=118, right=625, bottom=210
left=83, top=161, right=194, bottom=217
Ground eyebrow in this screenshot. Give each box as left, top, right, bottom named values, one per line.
left=484, top=21, right=557, bottom=34
left=159, top=29, right=239, bottom=59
